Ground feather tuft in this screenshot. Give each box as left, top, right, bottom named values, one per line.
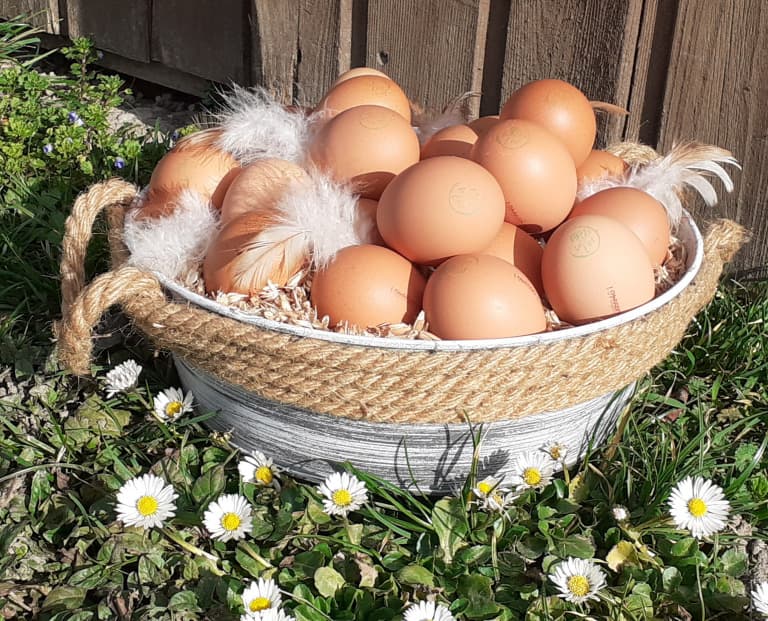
left=124, top=188, right=219, bottom=283
left=213, top=84, right=317, bottom=165
left=412, top=92, right=478, bottom=145
left=577, top=142, right=740, bottom=230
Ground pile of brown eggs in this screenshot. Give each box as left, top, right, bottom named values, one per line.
left=140, top=68, right=675, bottom=340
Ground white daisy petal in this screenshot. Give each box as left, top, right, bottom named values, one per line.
left=241, top=577, right=282, bottom=616
left=667, top=476, right=730, bottom=540
left=105, top=360, right=142, bottom=397
left=317, top=472, right=368, bottom=517
left=472, top=477, right=515, bottom=512
left=549, top=557, right=607, bottom=605
left=238, top=452, right=281, bottom=489
left=153, top=387, right=194, bottom=422
left=203, top=493, right=253, bottom=542
left=403, top=600, right=455, bottom=621
left=509, top=451, right=554, bottom=491
left=752, top=581, right=768, bottom=616
left=611, top=505, right=630, bottom=523
left=541, top=441, right=569, bottom=463
left=250, top=610, right=295, bottom=621
left=115, top=473, right=177, bottom=529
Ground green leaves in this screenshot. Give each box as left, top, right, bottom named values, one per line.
left=431, top=497, right=467, bottom=564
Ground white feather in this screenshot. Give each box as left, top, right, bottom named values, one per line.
left=214, top=85, right=315, bottom=165
left=412, top=92, right=477, bottom=145
left=273, top=171, right=376, bottom=269
left=577, top=142, right=740, bottom=230
left=124, top=189, right=219, bottom=282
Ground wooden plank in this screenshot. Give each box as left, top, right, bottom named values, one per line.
left=500, top=0, right=644, bottom=147
left=365, top=0, right=490, bottom=118
left=295, top=0, right=352, bottom=106
left=66, top=0, right=150, bottom=63
left=658, top=0, right=767, bottom=273
left=251, top=0, right=300, bottom=103
left=151, top=0, right=247, bottom=84
left=622, top=0, right=678, bottom=146
left=0, top=0, right=59, bottom=33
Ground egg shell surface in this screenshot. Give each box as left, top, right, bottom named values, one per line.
left=569, top=186, right=670, bottom=266
left=423, top=254, right=547, bottom=339
left=310, top=244, right=426, bottom=328
left=309, top=105, right=420, bottom=199
left=318, top=75, right=411, bottom=122
left=421, top=124, right=479, bottom=159
left=480, top=222, right=545, bottom=297
left=541, top=214, right=655, bottom=325
left=576, top=149, right=628, bottom=185
left=471, top=118, right=577, bottom=233
left=377, top=155, right=506, bottom=264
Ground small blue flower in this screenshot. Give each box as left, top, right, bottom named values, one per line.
left=43, top=143, right=54, bottom=154
left=171, top=130, right=181, bottom=142
left=96, top=50, right=104, bottom=60
left=114, top=157, right=126, bottom=170
left=68, top=111, right=84, bottom=126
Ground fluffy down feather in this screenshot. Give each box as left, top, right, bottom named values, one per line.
left=412, top=92, right=477, bottom=145
left=214, top=85, right=316, bottom=165
left=578, top=142, right=740, bottom=230
left=124, top=189, right=219, bottom=284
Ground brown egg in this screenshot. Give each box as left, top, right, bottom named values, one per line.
left=480, top=223, right=544, bottom=297
left=568, top=187, right=670, bottom=266
left=309, top=105, right=420, bottom=199
left=541, top=214, right=655, bottom=325
left=311, top=244, right=426, bottom=328
left=318, top=75, right=411, bottom=122
left=468, top=115, right=499, bottom=136
left=220, top=159, right=307, bottom=226
left=500, top=79, right=596, bottom=166
left=377, top=156, right=505, bottom=265
left=471, top=118, right=577, bottom=233
left=334, top=67, right=390, bottom=85
left=576, top=150, right=628, bottom=185
left=423, top=254, right=547, bottom=339
left=421, top=124, right=479, bottom=159
left=203, top=211, right=304, bottom=294
left=148, top=135, right=240, bottom=211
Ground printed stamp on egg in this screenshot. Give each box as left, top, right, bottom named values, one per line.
left=358, top=109, right=391, bottom=130
left=448, top=183, right=482, bottom=215
left=495, top=125, right=529, bottom=149
left=568, top=225, right=601, bottom=257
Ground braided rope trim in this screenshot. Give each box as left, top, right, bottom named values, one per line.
left=56, top=166, right=747, bottom=424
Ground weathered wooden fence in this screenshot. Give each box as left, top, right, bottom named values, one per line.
left=2, top=0, right=766, bottom=273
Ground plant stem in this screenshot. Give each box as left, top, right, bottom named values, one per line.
left=162, top=528, right=225, bottom=577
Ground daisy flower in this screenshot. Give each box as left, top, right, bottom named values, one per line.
left=509, top=451, right=554, bottom=491
left=153, top=387, right=194, bottom=422
left=242, top=610, right=295, bottom=621
left=317, top=472, right=368, bottom=517
left=241, top=577, right=282, bottom=617
left=203, top=493, right=253, bottom=542
left=549, top=557, right=607, bottom=605
left=472, top=476, right=513, bottom=512
left=667, top=476, right=730, bottom=539
left=752, top=582, right=768, bottom=617
left=115, top=473, right=177, bottom=529
left=541, top=441, right=568, bottom=463
left=238, top=451, right=280, bottom=489
left=105, top=359, right=142, bottom=397
left=403, top=600, right=455, bottom=621
left=611, top=505, right=630, bottom=523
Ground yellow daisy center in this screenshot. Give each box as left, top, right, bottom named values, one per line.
left=165, top=401, right=183, bottom=418
left=136, top=495, right=158, bottom=516
left=477, top=481, right=493, bottom=495
left=249, top=597, right=272, bottom=612
left=523, top=467, right=542, bottom=486
left=567, top=575, right=590, bottom=597
left=550, top=446, right=562, bottom=460
left=255, top=466, right=273, bottom=485
left=332, top=489, right=353, bottom=507
left=221, top=512, right=242, bottom=531
left=687, top=497, right=708, bottom=517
